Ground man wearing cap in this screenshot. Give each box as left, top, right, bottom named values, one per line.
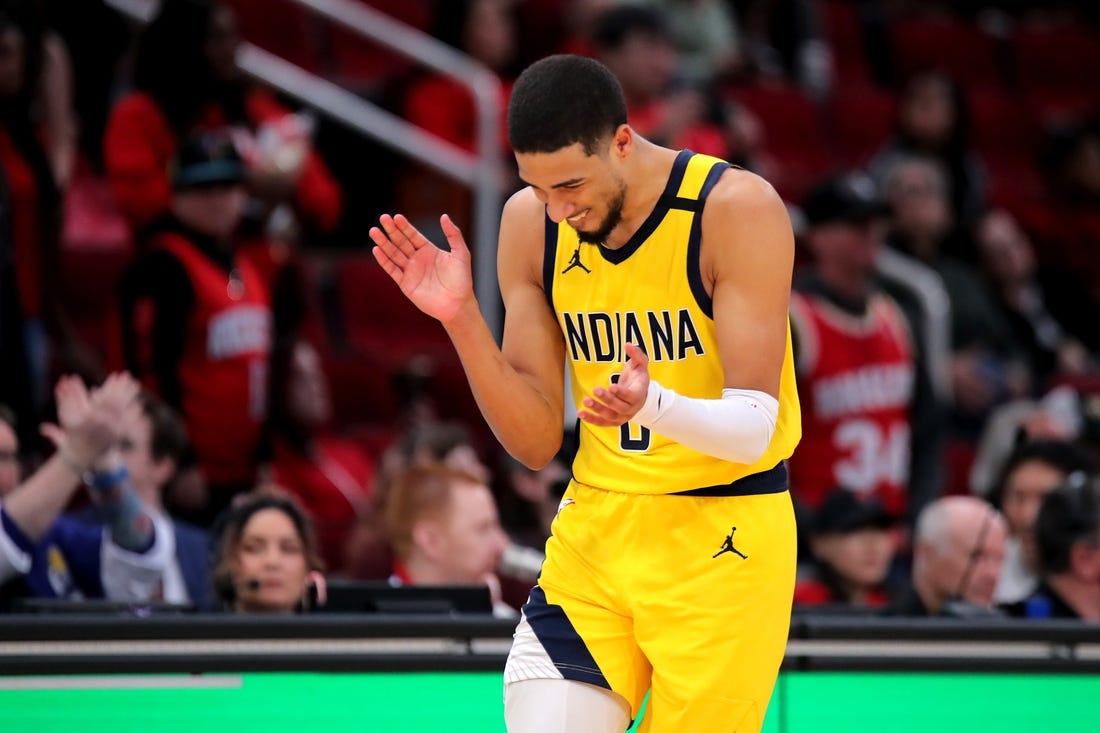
left=788, top=173, right=918, bottom=524
left=794, top=488, right=900, bottom=608
left=120, top=130, right=272, bottom=525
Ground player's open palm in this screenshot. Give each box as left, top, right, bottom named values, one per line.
left=580, top=342, right=651, bottom=427
left=369, top=213, right=473, bottom=323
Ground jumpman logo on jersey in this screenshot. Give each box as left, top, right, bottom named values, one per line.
left=561, top=246, right=591, bottom=275
left=713, top=526, right=748, bottom=560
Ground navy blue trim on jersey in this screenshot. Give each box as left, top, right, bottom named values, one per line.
left=522, top=585, right=612, bottom=690
left=686, top=160, right=730, bottom=319
left=660, top=195, right=702, bottom=212
left=597, top=148, right=694, bottom=265
left=672, top=462, right=788, bottom=497
left=542, top=213, right=558, bottom=311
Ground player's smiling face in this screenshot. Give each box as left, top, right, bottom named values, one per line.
left=517, top=140, right=628, bottom=245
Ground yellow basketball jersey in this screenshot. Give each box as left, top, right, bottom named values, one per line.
left=545, top=150, right=801, bottom=494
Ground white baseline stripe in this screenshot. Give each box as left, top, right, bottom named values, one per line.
left=0, top=675, right=243, bottom=691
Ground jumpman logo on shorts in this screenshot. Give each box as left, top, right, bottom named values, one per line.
left=561, top=246, right=591, bottom=275
left=713, top=526, right=748, bottom=560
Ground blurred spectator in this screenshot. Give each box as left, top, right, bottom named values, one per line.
left=403, top=0, right=518, bottom=154
left=1031, top=120, right=1100, bottom=296
left=119, top=130, right=272, bottom=525
left=1006, top=474, right=1100, bottom=620
left=788, top=173, right=917, bottom=521
left=890, top=495, right=1007, bottom=616
left=593, top=4, right=728, bottom=158
left=71, top=391, right=213, bottom=608
left=0, top=373, right=175, bottom=609
left=794, top=489, right=900, bottom=609
left=558, top=0, right=617, bottom=57
left=987, top=440, right=1093, bottom=605
left=0, top=0, right=80, bottom=190
left=0, top=200, right=32, bottom=454
left=264, top=337, right=375, bottom=573
left=868, top=71, right=987, bottom=225
left=342, top=418, right=492, bottom=582
left=375, top=419, right=492, bottom=501
left=883, top=155, right=1029, bottom=427
left=383, top=465, right=513, bottom=617
left=737, top=0, right=831, bottom=95
left=644, top=0, right=746, bottom=86
left=975, top=208, right=1100, bottom=384
left=104, top=0, right=341, bottom=245
left=0, top=4, right=99, bottom=408
left=969, top=385, right=1083, bottom=499
left=42, top=0, right=129, bottom=173
left=497, top=450, right=570, bottom=552
left=210, top=491, right=325, bottom=613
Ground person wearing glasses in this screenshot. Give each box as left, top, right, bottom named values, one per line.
left=889, top=495, right=1007, bottom=617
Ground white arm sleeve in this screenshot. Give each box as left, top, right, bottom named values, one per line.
left=632, top=381, right=779, bottom=465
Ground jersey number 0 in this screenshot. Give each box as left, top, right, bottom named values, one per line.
left=611, top=373, right=651, bottom=452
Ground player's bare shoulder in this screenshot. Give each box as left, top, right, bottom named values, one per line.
left=700, top=168, right=794, bottom=276
left=706, top=168, right=788, bottom=230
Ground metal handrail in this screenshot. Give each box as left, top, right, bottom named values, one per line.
left=104, top=0, right=506, bottom=337
left=288, top=0, right=504, bottom=336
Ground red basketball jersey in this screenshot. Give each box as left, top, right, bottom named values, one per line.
left=788, top=291, right=915, bottom=517
left=157, top=233, right=272, bottom=488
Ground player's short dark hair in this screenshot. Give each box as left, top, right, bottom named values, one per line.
left=508, top=55, right=627, bottom=156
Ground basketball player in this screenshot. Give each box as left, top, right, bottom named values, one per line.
left=370, top=55, right=800, bottom=732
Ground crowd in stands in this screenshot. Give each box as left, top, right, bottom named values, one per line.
left=0, top=0, right=1099, bottom=622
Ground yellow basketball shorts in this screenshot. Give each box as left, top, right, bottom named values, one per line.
left=504, top=464, right=797, bottom=732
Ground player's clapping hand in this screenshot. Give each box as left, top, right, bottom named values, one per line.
left=579, top=342, right=651, bottom=427
left=369, top=213, right=474, bottom=324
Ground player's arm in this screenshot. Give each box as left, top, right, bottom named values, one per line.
left=706, top=170, right=794, bottom=400
left=445, top=190, right=566, bottom=468
left=584, top=170, right=792, bottom=465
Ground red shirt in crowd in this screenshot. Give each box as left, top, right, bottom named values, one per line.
left=104, top=88, right=341, bottom=234
left=271, top=434, right=375, bottom=572
left=787, top=290, right=916, bottom=518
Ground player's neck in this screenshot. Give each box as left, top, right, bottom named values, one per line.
left=602, top=142, right=681, bottom=250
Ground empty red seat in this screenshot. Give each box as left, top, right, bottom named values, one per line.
left=891, top=18, right=1003, bottom=90
left=822, top=0, right=871, bottom=85
left=830, top=82, right=896, bottom=166
left=1012, top=25, right=1100, bottom=125
left=225, top=0, right=321, bottom=72
left=326, top=0, right=434, bottom=90
left=968, top=89, right=1043, bottom=166
left=730, top=83, right=832, bottom=201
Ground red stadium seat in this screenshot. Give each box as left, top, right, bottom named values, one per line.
left=1012, top=25, right=1100, bottom=125
left=968, top=88, right=1043, bottom=166
left=325, top=0, right=434, bottom=90
left=729, top=83, right=832, bottom=201
left=225, top=0, right=321, bottom=72
left=891, top=18, right=1003, bottom=90
left=822, top=0, right=871, bottom=85
left=830, top=82, right=896, bottom=166
left=333, top=253, right=487, bottom=431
